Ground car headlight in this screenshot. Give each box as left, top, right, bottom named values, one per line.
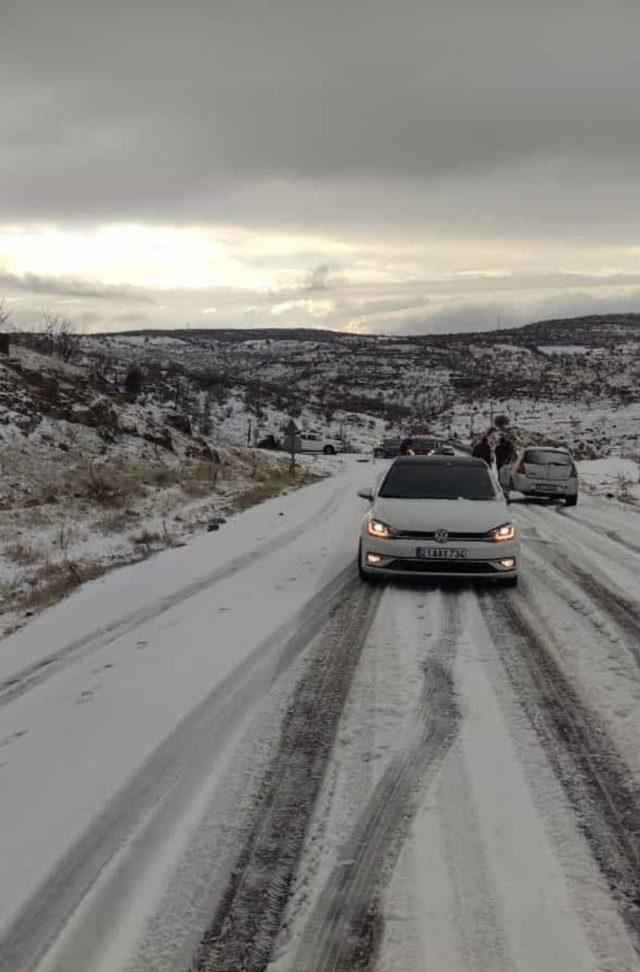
left=492, top=522, right=517, bottom=542
left=367, top=518, right=395, bottom=539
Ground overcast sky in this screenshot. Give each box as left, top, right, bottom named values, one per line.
left=2, top=0, right=640, bottom=334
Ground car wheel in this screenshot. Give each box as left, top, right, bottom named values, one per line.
left=501, top=575, right=518, bottom=588
left=565, top=493, right=578, bottom=506
left=323, top=444, right=336, bottom=455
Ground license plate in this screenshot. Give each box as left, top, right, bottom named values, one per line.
left=416, top=547, right=468, bottom=560
left=535, top=482, right=561, bottom=491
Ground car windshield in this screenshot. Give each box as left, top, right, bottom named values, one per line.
left=379, top=463, right=496, bottom=500
left=524, top=449, right=571, bottom=465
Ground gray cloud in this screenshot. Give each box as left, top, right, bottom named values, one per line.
left=2, top=0, right=640, bottom=232
left=0, top=270, right=154, bottom=302
left=3, top=0, right=640, bottom=333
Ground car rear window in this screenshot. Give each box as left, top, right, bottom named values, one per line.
left=379, top=463, right=496, bottom=500
left=410, top=437, right=437, bottom=448
left=524, top=449, right=571, bottom=465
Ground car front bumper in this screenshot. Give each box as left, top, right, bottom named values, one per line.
left=360, top=533, right=519, bottom=578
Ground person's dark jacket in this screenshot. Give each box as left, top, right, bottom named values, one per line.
left=495, top=436, right=515, bottom=469
left=471, top=438, right=492, bottom=464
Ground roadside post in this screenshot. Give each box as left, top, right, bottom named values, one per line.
left=283, top=418, right=301, bottom=476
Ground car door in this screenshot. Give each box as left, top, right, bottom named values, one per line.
left=301, top=433, right=321, bottom=452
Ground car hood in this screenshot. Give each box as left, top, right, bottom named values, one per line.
left=372, top=497, right=510, bottom=533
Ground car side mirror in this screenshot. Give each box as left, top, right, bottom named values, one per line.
left=357, top=487, right=374, bottom=500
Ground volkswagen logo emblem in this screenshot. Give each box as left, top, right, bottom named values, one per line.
left=434, top=529, right=449, bottom=543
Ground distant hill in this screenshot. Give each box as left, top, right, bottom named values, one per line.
left=77, top=310, right=640, bottom=460
left=107, top=312, right=640, bottom=348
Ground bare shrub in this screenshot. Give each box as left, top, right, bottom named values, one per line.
left=146, top=467, right=181, bottom=489
left=79, top=462, right=136, bottom=507
left=616, top=473, right=634, bottom=503
left=93, top=510, right=139, bottom=534
left=39, top=310, right=80, bottom=362
left=180, top=461, right=221, bottom=498
left=20, top=560, right=107, bottom=613
left=231, top=466, right=316, bottom=513
left=4, top=542, right=43, bottom=566
left=132, top=529, right=162, bottom=548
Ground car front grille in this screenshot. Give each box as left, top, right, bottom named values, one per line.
left=385, top=559, right=501, bottom=574
left=394, top=529, right=492, bottom=541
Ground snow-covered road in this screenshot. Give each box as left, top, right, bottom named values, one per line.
left=1, top=457, right=640, bottom=971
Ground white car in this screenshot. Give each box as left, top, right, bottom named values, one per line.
left=299, top=432, right=342, bottom=455
left=358, top=456, right=519, bottom=585
left=499, top=446, right=578, bottom=505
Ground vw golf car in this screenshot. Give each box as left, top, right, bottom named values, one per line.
left=357, top=455, right=519, bottom=585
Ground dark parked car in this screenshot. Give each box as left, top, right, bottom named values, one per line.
left=400, top=436, right=438, bottom=456
left=374, top=437, right=403, bottom=458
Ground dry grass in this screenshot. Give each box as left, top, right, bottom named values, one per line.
left=616, top=472, right=636, bottom=504
left=180, top=461, right=221, bottom=498
left=1, top=448, right=324, bottom=633
left=77, top=462, right=138, bottom=507
left=231, top=467, right=318, bottom=513
left=4, top=542, right=44, bottom=566
left=18, top=560, right=108, bottom=614
left=93, top=509, right=140, bottom=534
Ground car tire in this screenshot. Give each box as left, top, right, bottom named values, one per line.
left=565, top=494, right=578, bottom=507
left=501, top=575, right=518, bottom=588
left=323, top=445, right=336, bottom=455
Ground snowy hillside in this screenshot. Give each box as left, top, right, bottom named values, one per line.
left=81, top=313, right=640, bottom=459
left=0, top=345, right=324, bottom=635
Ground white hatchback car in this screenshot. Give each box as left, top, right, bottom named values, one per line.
left=299, top=432, right=342, bottom=455
left=499, top=446, right=578, bottom=505
left=358, top=456, right=519, bottom=586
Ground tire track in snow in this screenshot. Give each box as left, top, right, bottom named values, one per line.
left=554, top=507, right=640, bottom=557
left=518, top=503, right=640, bottom=596
left=561, top=564, right=640, bottom=649
left=0, top=485, right=345, bottom=707
left=0, top=563, right=358, bottom=972
left=480, top=588, right=640, bottom=950
left=192, top=579, right=383, bottom=972
left=292, top=589, right=463, bottom=972
left=518, top=506, right=640, bottom=661
left=437, top=743, right=517, bottom=972
left=521, top=544, right=640, bottom=675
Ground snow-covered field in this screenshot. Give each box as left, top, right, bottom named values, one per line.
left=578, top=457, right=640, bottom=504
left=1, top=456, right=640, bottom=971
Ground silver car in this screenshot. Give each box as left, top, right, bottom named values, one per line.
left=500, top=446, right=578, bottom=505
